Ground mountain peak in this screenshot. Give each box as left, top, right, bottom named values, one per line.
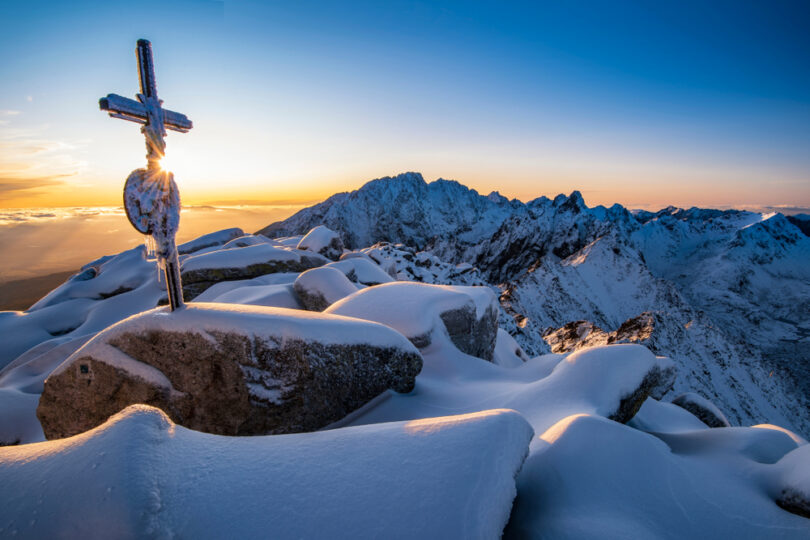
left=487, top=191, right=509, bottom=204
left=553, top=190, right=587, bottom=212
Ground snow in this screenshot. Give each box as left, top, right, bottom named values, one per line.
left=771, top=444, right=810, bottom=511
left=492, top=328, right=527, bottom=368
left=296, top=224, right=341, bottom=254
left=206, top=283, right=303, bottom=309
left=293, top=266, right=358, bottom=307
left=220, top=233, right=278, bottom=249
left=672, top=391, right=731, bottom=427
left=0, top=389, right=43, bottom=446
left=345, top=342, right=673, bottom=437
left=192, top=272, right=300, bottom=302
left=326, top=258, right=393, bottom=285
left=0, top=334, right=93, bottom=394
left=507, top=414, right=810, bottom=539
left=628, top=398, right=710, bottom=433
left=0, top=405, right=533, bottom=538
left=326, top=282, right=497, bottom=344
left=177, top=227, right=244, bottom=254
left=52, top=304, right=421, bottom=372
left=181, top=243, right=325, bottom=273
left=0, top=246, right=165, bottom=370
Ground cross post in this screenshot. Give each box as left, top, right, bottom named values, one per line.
left=99, top=39, right=192, bottom=311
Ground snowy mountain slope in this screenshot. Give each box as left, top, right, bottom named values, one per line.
left=261, top=172, right=810, bottom=436
left=634, top=209, right=810, bottom=432
left=499, top=234, right=799, bottom=433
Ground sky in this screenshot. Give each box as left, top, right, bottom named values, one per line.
left=1, top=0, right=809, bottom=211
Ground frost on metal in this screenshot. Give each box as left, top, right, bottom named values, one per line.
left=123, top=167, right=181, bottom=267
left=99, top=39, right=193, bottom=310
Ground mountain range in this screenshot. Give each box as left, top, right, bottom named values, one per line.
left=260, top=172, right=810, bottom=436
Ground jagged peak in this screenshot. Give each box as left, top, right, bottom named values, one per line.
left=552, top=193, right=567, bottom=206
left=431, top=178, right=472, bottom=193
left=552, top=190, right=587, bottom=212
left=487, top=191, right=509, bottom=204
left=527, top=195, right=551, bottom=207
left=569, top=190, right=585, bottom=206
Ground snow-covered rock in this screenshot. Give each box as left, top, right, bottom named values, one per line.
left=204, top=282, right=303, bottom=309
left=348, top=343, right=676, bottom=435
left=506, top=414, right=810, bottom=538
left=296, top=225, right=344, bottom=260
left=327, top=282, right=499, bottom=361
left=293, top=266, right=358, bottom=311
left=180, top=243, right=327, bottom=300
left=493, top=328, right=528, bottom=368
left=177, top=227, right=244, bottom=255
left=627, top=397, right=711, bottom=434
left=326, top=257, right=394, bottom=286
left=1, top=405, right=533, bottom=538
left=37, top=304, right=423, bottom=439
left=772, top=444, right=810, bottom=519
left=671, top=392, right=732, bottom=428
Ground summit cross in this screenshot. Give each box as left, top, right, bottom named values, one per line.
left=99, top=39, right=192, bottom=311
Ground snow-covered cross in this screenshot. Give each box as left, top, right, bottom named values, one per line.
left=99, top=39, right=192, bottom=310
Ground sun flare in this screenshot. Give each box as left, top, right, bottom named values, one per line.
left=159, top=156, right=173, bottom=173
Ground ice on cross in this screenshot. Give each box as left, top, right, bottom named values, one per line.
left=99, top=39, right=192, bottom=310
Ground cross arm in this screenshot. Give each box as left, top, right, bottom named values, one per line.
left=99, top=94, right=193, bottom=132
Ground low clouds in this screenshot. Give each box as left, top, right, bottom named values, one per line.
left=0, top=206, right=124, bottom=226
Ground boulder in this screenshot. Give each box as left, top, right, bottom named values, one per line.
left=492, top=328, right=527, bottom=367
left=297, top=225, right=344, bottom=260
left=772, top=442, right=810, bottom=519
left=210, top=283, right=304, bottom=310
left=326, top=282, right=499, bottom=361
left=180, top=244, right=327, bottom=300
left=293, top=267, right=358, bottom=311
left=177, top=228, right=244, bottom=255
left=671, top=392, right=732, bottom=428
left=37, top=304, right=423, bottom=439
left=326, top=258, right=394, bottom=286
left=609, top=358, right=677, bottom=424
left=543, top=320, right=609, bottom=353
left=221, top=234, right=278, bottom=249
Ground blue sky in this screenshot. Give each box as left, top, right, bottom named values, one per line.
left=1, top=0, right=808, bottom=209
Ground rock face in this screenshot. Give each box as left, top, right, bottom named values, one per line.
left=37, top=304, right=423, bottom=439
left=326, top=282, right=499, bottom=361
left=544, top=312, right=663, bottom=354
left=610, top=361, right=677, bottom=424
left=180, top=244, right=328, bottom=300
left=293, top=267, right=358, bottom=311
left=297, top=225, right=344, bottom=260
left=671, top=392, right=732, bottom=428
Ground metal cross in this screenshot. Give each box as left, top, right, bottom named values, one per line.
left=99, top=39, right=191, bottom=311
